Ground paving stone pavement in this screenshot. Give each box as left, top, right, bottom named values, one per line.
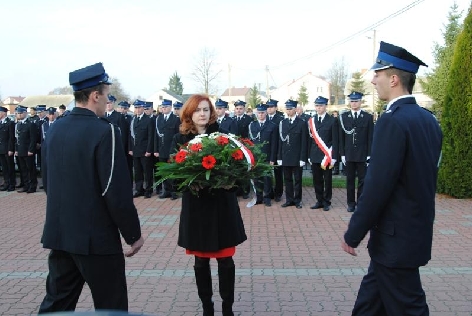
left=0, top=187, right=471, bottom=315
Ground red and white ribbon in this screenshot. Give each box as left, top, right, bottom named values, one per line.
left=308, top=118, right=332, bottom=170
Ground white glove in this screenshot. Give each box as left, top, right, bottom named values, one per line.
left=299, top=161, right=305, bottom=167
left=308, top=158, right=312, bottom=165
left=330, top=159, right=336, bottom=167
left=366, top=156, right=370, bottom=167
left=277, top=160, right=282, bottom=166
left=341, top=156, right=346, bottom=165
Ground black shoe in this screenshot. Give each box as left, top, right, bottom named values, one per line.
left=133, top=191, right=144, bottom=198
left=144, top=192, right=152, bottom=199
left=310, top=202, right=323, bottom=209
left=264, top=201, right=271, bottom=207
left=27, top=188, right=36, bottom=193
left=16, top=184, right=24, bottom=188
left=170, top=193, right=178, bottom=200
left=274, top=196, right=282, bottom=202
left=255, top=200, right=263, bottom=205
left=242, top=194, right=250, bottom=199
left=159, top=192, right=171, bottom=199
left=0, top=187, right=8, bottom=191
left=281, top=202, right=295, bottom=208
left=17, top=188, right=28, bottom=193
left=347, top=206, right=355, bottom=213
left=296, top=203, right=303, bottom=209
left=39, top=185, right=44, bottom=189
left=7, top=186, right=15, bottom=192
left=323, top=205, right=330, bottom=211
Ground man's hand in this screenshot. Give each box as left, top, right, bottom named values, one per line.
left=129, top=151, right=133, bottom=156
left=144, top=152, right=151, bottom=157
left=27, top=152, right=34, bottom=156
left=125, top=236, right=144, bottom=257
left=341, top=241, right=357, bottom=256
left=341, top=156, right=346, bottom=165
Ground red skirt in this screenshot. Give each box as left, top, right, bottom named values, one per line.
left=186, top=247, right=236, bottom=258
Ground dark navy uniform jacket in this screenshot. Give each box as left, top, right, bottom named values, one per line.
left=15, top=119, right=38, bottom=156
left=277, top=116, right=308, bottom=166
left=218, top=115, right=238, bottom=135
left=0, top=117, right=15, bottom=154
left=339, top=110, right=374, bottom=162
left=234, top=114, right=253, bottom=138
left=248, top=120, right=278, bottom=162
left=105, top=110, right=129, bottom=153
left=344, top=97, right=442, bottom=268
left=308, top=114, right=338, bottom=163
left=154, top=112, right=180, bottom=159
left=41, top=107, right=141, bottom=255
left=129, top=114, right=154, bottom=157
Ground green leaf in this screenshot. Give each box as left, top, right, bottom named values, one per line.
left=205, top=169, right=211, bottom=180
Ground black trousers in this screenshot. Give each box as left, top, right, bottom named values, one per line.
left=311, top=163, right=332, bottom=206
left=159, top=157, right=173, bottom=193
left=38, top=249, right=128, bottom=313
left=256, top=175, right=273, bottom=203
left=353, top=260, right=429, bottom=316
left=17, top=155, right=37, bottom=189
left=283, top=166, right=303, bottom=204
left=0, top=153, right=16, bottom=188
left=273, top=163, right=284, bottom=198
left=133, top=156, right=153, bottom=193
left=345, top=161, right=367, bottom=207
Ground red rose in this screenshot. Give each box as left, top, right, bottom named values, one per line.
left=190, top=143, right=203, bottom=152
left=175, top=150, right=187, bottom=163
left=202, top=155, right=217, bottom=169
left=231, top=149, right=244, bottom=160
left=217, top=136, right=229, bottom=145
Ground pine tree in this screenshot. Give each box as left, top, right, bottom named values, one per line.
left=248, top=84, right=261, bottom=108
left=421, top=3, right=463, bottom=121
left=350, top=72, right=366, bottom=94
left=168, top=72, right=184, bottom=95
left=297, top=84, right=309, bottom=106
left=437, top=5, right=472, bottom=198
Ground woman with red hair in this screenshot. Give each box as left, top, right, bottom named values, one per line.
left=171, top=94, right=247, bottom=316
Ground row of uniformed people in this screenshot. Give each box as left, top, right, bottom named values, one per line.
left=0, top=105, right=60, bottom=193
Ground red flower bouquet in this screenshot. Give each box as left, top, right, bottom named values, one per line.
left=155, top=132, right=273, bottom=195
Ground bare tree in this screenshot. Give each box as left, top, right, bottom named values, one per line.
left=191, top=47, right=222, bottom=95
left=48, top=86, right=73, bottom=95
left=326, top=57, right=349, bottom=105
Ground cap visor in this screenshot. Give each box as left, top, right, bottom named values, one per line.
left=371, top=62, right=391, bottom=71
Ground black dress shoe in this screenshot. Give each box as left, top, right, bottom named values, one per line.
left=347, top=206, right=355, bottom=213
left=27, top=188, right=36, bottom=193
left=255, top=200, right=263, bottom=205
left=296, top=203, right=302, bottom=209
left=264, top=201, right=271, bottom=207
left=170, top=193, right=178, bottom=200
left=310, top=202, right=323, bottom=209
left=159, top=192, right=171, bottom=199
left=17, top=188, right=28, bottom=193
left=144, top=192, right=152, bottom=199
left=323, top=205, right=330, bottom=211
left=16, top=184, right=24, bottom=188
left=242, top=194, right=250, bottom=199
left=274, top=196, right=282, bottom=202
left=133, top=191, right=144, bottom=198
left=39, top=185, right=44, bottom=189
left=0, top=187, right=8, bottom=191
left=7, top=187, right=15, bottom=192
left=281, top=202, right=295, bottom=208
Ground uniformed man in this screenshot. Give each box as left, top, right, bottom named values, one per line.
left=266, top=98, right=284, bottom=202
left=105, top=95, right=129, bottom=155
left=29, top=106, right=40, bottom=123
left=154, top=99, right=180, bottom=200
left=296, top=104, right=311, bottom=121
left=173, top=101, right=183, bottom=117
left=248, top=103, right=278, bottom=207
left=308, top=96, right=338, bottom=211
left=39, top=107, right=57, bottom=188
left=277, top=99, right=308, bottom=209
left=0, top=106, right=16, bottom=191
left=339, top=92, right=374, bottom=212
left=233, top=100, right=253, bottom=199
left=39, top=62, right=143, bottom=313
left=129, top=100, right=154, bottom=198
left=14, top=106, right=38, bottom=193
left=35, top=105, right=48, bottom=177
left=118, top=101, right=133, bottom=182
left=215, top=99, right=238, bottom=135
left=342, top=41, right=442, bottom=315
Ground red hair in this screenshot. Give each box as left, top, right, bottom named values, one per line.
left=179, top=94, right=217, bottom=134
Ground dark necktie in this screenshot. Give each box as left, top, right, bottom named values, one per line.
left=260, top=122, right=263, bottom=128
left=164, top=115, right=168, bottom=122
left=318, top=116, right=321, bottom=123
left=354, top=112, right=358, bottom=120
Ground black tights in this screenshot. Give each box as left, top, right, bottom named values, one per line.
left=194, top=256, right=234, bottom=268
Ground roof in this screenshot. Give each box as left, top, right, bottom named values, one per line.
left=2, top=96, right=25, bottom=104
left=19, top=95, right=74, bottom=108
left=162, top=89, right=184, bottom=102
left=221, top=87, right=250, bottom=97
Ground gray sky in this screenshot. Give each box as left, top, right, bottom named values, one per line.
left=0, top=0, right=470, bottom=99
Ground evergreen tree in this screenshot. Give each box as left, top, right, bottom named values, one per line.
left=297, top=84, right=309, bottom=106
left=168, top=71, right=184, bottom=95
left=421, top=3, right=463, bottom=121
left=437, top=5, right=472, bottom=198
left=248, top=83, right=261, bottom=108
left=350, top=72, right=366, bottom=94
